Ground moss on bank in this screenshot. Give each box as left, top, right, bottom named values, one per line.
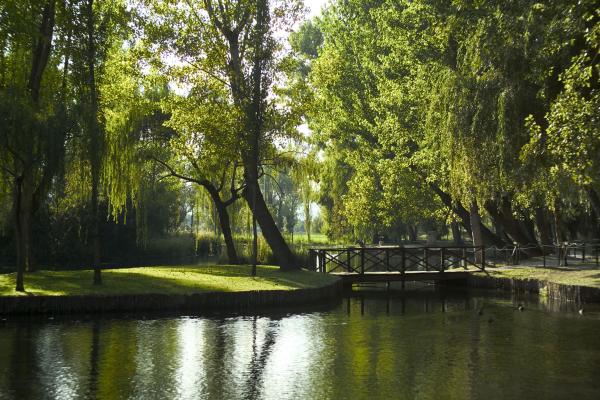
left=475, top=267, right=600, bottom=289
left=0, top=265, right=338, bottom=297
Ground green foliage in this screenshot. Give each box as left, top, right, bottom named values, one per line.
left=525, top=9, right=599, bottom=192
left=297, top=0, right=599, bottom=243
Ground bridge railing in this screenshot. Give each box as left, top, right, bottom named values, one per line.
left=308, top=246, right=486, bottom=275
left=483, top=242, right=600, bottom=267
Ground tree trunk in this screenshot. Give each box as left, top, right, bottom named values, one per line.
left=470, top=201, right=484, bottom=263
left=91, top=179, right=101, bottom=285
left=210, top=0, right=296, bottom=270
left=205, top=185, right=239, bottom=264
left=304, top=202, right=311, bottom=243
left=451, top=221, right=463, bottom=245
left=408, top=225, right=418, bottom=242
left=13, top=177, right=25, bottom=292
left=429, top=182, right=506, bottom=247
left=243, top=178, right=297, bottom=270
left=519, top=218, right=538, bottom=245
left=12, top=0, right=57, bottom=290
left=86, top=0, right=102, bottom=285
left=586, top=187, right=600, bottom=237
left=484, top=197, right=542, bottom=256
left=535, top=207, right=553, bottom=250
left=252, top=193, right=258, bottom=276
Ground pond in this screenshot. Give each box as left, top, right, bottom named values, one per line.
left=1, top=287, right=599, bottom=399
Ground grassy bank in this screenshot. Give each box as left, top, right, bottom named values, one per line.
left=476, top=267, right=600, bottom=289
left=0, top=265, right=338, bottom=297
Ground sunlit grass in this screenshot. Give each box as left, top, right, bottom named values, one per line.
left=0, top=265, right=338, bottom=297
left=477, top=267, right=600, bottom=288
left=284, top=233, right=333, bottom=245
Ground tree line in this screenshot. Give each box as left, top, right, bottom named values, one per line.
left=291, top=0, right=599, bottom=253
left=0, top=0, right=320, bottom=291
left=1, top=0, right=598, bottom=292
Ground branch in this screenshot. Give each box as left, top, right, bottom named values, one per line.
left=151, top=156, right=204, bottom=186
left=262, top=171, right=285, bottom=197
left=0, top=165, right=17, bottom=178
left=187, top=59, right=231, bottom=88
left=216, top=160, right=230, bottom=192
left=223, top=183, right=244, bottom=207
left=203, top=0, right=230, bottom=36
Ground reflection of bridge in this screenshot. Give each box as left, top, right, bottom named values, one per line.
left=308, top=246, right=486, bottom=285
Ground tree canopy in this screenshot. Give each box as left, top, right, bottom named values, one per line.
left=0, top=0, right=598, bottom=291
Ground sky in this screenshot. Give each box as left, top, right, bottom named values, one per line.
left=305, top=0, right=329, bottom=18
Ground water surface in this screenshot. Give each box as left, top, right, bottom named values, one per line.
left=0, top=288, right=599, bottom=400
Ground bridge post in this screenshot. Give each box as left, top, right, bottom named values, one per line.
left=440, top=247, right=445, bottom=272
left=480, top=246, right=486, bottom=271
left=424, top=248, right=429, bottom=271
left=401, top=248, right=406, bottom=273
left=360, top=248, right=365, bottom=275
left=319, top=250, right=325, bottom=273
left=401, top=248, right=406, bottom=290
left=347, top=249, right=351, bottom=273
left=385, top=248, right=390, bottom=272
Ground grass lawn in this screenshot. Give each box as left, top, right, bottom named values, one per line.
left=0, top=265, right=338, bottom=297
left=477, top=267, right=600, bottom=289
left=284, top=232, right=333, bottom=245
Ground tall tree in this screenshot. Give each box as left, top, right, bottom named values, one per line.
left=143, top=0, right=303, bottom=269
left=0, top=0, right=65, bottom=290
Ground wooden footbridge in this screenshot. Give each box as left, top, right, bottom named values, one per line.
left=308, top=245, right=486, bottom=285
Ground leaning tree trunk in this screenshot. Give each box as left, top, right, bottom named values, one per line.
left=429, top=182, right=506, bottom=247
left=242, top=0, right=296, bottom=270
left=484, top=198, right=542, bottom=256
left=208, top=0, right=296, bottom=270
left=205, top=185, right=239, bottom=264
left=243, top=174, right=297, bottom=270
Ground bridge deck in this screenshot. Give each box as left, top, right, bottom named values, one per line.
left=330, top=270, right=471, bottom=283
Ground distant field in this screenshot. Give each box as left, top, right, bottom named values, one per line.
left=285, top=233, right=333, bottom=245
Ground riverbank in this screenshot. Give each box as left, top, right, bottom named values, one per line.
left=0, top=265, right=342, bottom=315
left=469, top=266, right=600, bottom=303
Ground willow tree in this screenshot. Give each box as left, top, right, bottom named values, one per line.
left=524, top=5, right=600, bottom=239
left=420, top=0, right=599, bottom=249
left=303, top=0, right=597, bottom=250
left=0, top=0, right=69, bottom=290
left=65, top=0, right=131, bottom=284
left=305, top=1, right=462, bottom=243
left=142, top=0, right=302, bottom=270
